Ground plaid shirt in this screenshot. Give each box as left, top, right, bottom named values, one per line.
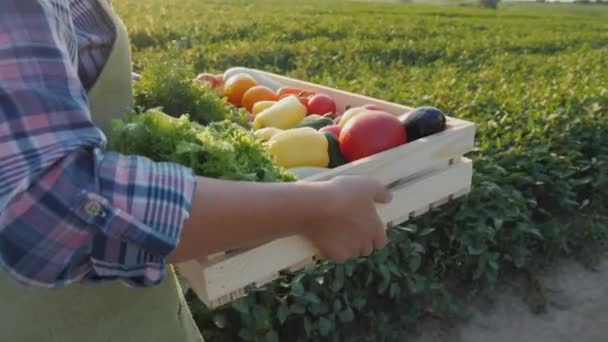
left=0, top=0, right=196, bottom=288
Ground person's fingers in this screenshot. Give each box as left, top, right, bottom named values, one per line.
left=333, top=249, right=351, bottom=264
left=360, top=241, right=374, bottom=257
left=373, top=182, right=392, bottom=204
left=372, top=216, right=388, bottom=250
left=374, top=232, right=388, bottom=251
left=316, top=249, right=326, bottom=260
left=374, top=231, right=388, bottom=250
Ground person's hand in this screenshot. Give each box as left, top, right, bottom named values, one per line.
left=303, top=175, right=392, bottom=263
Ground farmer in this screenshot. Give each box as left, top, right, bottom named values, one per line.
left=0, top=1, right=391, bottom=341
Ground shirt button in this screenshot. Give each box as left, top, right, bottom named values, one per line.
left=84, top=200, right=103, bottom=217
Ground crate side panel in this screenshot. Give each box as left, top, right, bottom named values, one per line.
left=303, top=123, right=475, bottom=187
left=201, top=158, right=472, bottom=302
left=377, top=157, right=472, bottom=225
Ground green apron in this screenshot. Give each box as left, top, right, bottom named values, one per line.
left=0, top=1, right=205, bottom=341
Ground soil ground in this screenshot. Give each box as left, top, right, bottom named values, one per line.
left=406, top=256, right=608, bottom=342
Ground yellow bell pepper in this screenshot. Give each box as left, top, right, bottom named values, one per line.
left=338, top=106, right=366, bottom=127
left=253, top=95, right=306, bottom=131
left=252, top=101, right=276, bottom=115
left=253, top=127, right=283, bottom=142
left=267, top=127, right=329, bottom=168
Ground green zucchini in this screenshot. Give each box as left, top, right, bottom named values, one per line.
left=323, top=132, right=349, bottom=168
left=295, top=117, right=334, bottom=130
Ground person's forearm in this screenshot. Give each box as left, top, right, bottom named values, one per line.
left=167, top=177, right=332, bottom=263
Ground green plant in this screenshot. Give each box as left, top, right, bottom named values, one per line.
left=111, top=1, right=608, bottom=340
left=133, top=58, right=249, bottom=126
left=479, top=0, right=500, bottom=9
left=109, top=109, right=295, bottom=183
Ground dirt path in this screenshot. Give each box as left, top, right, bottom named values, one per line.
left=406, top=257, right=608, bottom=342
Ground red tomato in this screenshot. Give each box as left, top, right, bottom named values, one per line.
left=307, top=94, right=337, bottom=115
left=339, top=111, right=406, bottom=161
left=319, top=124, right=342, bottom=139
left=195, top=73, right=222, bottom=87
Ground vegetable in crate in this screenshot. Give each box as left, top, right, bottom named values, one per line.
left=241, top=85, right=279, bottom=113
left=253, top=127, right=283, bottom=142
left=339, top=110, right=407, bottom=161
left=338, top=106, right=367, bottom=127
left=277, top=87, right=316, bottom=108
left=338, top=104, right=385, bottom=127
left=319, top=124, right=342, bottom=139
left=222, top=67, right=283, bottom=90
left=399, top=106, right=447, bottom=141
left=324, top=131, right=349, bottom=168
left=109, top=108, right=295, bottom=183
left=301, top=114, right=324, bottom=123
left=252, top=95, right=307, bottom=131
left=266, top=127, right=330, bottom=168
left=277, top=87, right=315, bottom=98
left=223, top=73, right=258, bottom=107
left=307, top=93, right=337, bottom=116
left=133, top=60, right=248, bottom=126
left=252, top=100, right=276, bottom=115
left=295, top=116, right=334, bottom=130
left=195, top=73, right=223, bottom=89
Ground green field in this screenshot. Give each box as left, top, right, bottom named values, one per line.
left=114, top=1, right=608, bottom=341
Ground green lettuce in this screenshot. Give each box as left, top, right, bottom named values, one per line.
left=108, top=108, right=296, bottom=183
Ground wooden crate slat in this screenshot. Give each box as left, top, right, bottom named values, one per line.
left=252, top=68, right=476, bottom=129
left=193, top=158, right=472, bottom=306
left=258, top=71, right=413, bottom=115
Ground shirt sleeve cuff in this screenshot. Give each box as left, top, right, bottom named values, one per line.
left=71, top=149, right=197, bottom=285
left=80, top=149, right=196, bottom=252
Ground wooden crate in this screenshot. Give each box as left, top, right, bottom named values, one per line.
left=177, top=68, right=476, bottom=309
